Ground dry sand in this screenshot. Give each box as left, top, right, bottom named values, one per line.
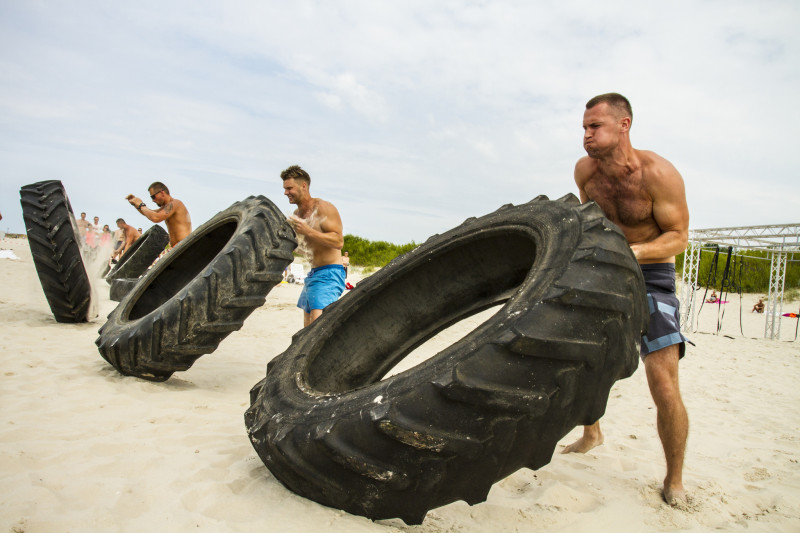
left=1, top=235, right=799, bottom=532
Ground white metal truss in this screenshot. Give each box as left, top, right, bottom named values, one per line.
left=765, top=251, right=788, bottom=339
left=680, top=223, right=799, bottom=340
left=690, top=223, right=800, bottom=250
left=679, top=241, right=701, bottom=332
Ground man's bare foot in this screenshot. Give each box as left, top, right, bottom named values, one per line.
left=561, top=431, right=604, bottom=454
left=662, top=485, right=688, bottom=507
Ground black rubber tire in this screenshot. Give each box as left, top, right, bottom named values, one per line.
left=19, top=180, right=92, bottom=323
left=109, top=278, right=139, bottom=302
left=245, top=194, right=648, bottom=524
left=105, top=225, right=169, bottom=281
left=95, top=196, right=297, bottom=381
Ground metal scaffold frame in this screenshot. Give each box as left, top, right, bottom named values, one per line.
left=765, top=250, right=788, bottom=339
left=678, top=240, right=702, bottom=332
left=679, top=223, right=800, bottom=340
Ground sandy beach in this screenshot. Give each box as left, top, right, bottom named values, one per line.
left=1, top=234, right=799, bottom=532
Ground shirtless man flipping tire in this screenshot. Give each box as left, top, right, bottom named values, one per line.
left=126, top=181, right=192, bottom=247
left=281, top=165, right=345, bottom=327
left=564, top=93, right=691, bottom=507
left=115, top=218, right=141, bottom=257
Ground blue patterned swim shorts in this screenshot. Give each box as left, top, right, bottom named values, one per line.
left=640, top=263, right=688, bottom=359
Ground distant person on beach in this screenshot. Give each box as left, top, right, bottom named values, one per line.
left=85, top=216, right=101, bottom=249
left=76, top=212, right=90, bottom=240
left=111, top=226, right=124, bottom=259
left=281, top=165, right=345, bottom=327
left=342, top=251, right=350, bottom=278
left=115, top=218, right=141, bottom=257
left=565, top=93, right=691, bottom=507
left=707, top=290, right=718, bottom=303
left=100, top=225, right=112, bottom=247
left=126, top=181, right=192, bottom=247
left=752, top=298, right=765, bottom=313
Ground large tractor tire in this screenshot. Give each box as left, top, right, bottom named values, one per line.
left=19, top=180, right=92, bottom=323
left=96, top=196, right=296, bottom=381
left=245, top=194, right=647, bottom=524
left=106, top=224, right=169, bottom=281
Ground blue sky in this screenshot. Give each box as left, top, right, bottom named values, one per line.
left=1, top=1, right=798, bottom=244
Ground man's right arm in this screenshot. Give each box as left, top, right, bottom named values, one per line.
left=574, top=157, right=593, bottom=203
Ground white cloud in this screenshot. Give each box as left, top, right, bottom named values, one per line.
left=1, top=0, right=798, bottom=243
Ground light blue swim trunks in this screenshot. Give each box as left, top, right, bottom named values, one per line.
left=297, top=264, right=346, bottom=313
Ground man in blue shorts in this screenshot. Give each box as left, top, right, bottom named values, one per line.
left=281, top=165, right=346, bottom=327
left=564, top=93, right=691, bottom=506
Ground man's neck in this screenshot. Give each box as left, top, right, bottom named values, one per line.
left=596, top=142, right=637, bottom=176
left=296, top=197, right=316, bottom=218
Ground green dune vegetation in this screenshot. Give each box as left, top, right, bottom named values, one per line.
left=341, top=235, right=418, bottom=271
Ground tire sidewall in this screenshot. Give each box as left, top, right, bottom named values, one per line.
left=104, top=204, right=247, bottom=331
left=106, top=225, right=168, bottom=281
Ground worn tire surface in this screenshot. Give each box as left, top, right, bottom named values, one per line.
left=109, top=278, right=139, bottom=302
left=245, top=194, right=647, bottom=524
left=106, top=224, right=169, bottom=281
left=96, top=196, right=297, bottom=381
left=19, top=180, right=92, bottom=323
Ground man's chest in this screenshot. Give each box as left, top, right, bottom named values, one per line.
left=584, top=173, right=652, bottom=227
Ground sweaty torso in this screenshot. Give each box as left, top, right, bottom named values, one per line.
left=582, top=160, right=663, bottom=247
left=163, top=199, right=192, bottom=246
left=295, top=200, right=341, bottom=268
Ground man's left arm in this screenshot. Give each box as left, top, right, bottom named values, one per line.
left=631, top=159, right=690, bottom=261
left=127, top=195, right=173, bottom=223
left=141, top=202, right=173, bottom=224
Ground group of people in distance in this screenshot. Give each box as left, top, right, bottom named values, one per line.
left=707, top=290, right=766, bottom=314
left=75, top=213, right=116, bottom=256
left=100, top=93, right=693, bottom=508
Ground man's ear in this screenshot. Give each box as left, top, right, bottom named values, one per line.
left=619, top=117, right=631, bottom=133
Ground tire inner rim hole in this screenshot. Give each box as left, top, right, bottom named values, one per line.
left=382, top=303, right=505, bottom=380
left=307, top=230, right=537, bottom=392
left=128, top=221, right=238, bottom=320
